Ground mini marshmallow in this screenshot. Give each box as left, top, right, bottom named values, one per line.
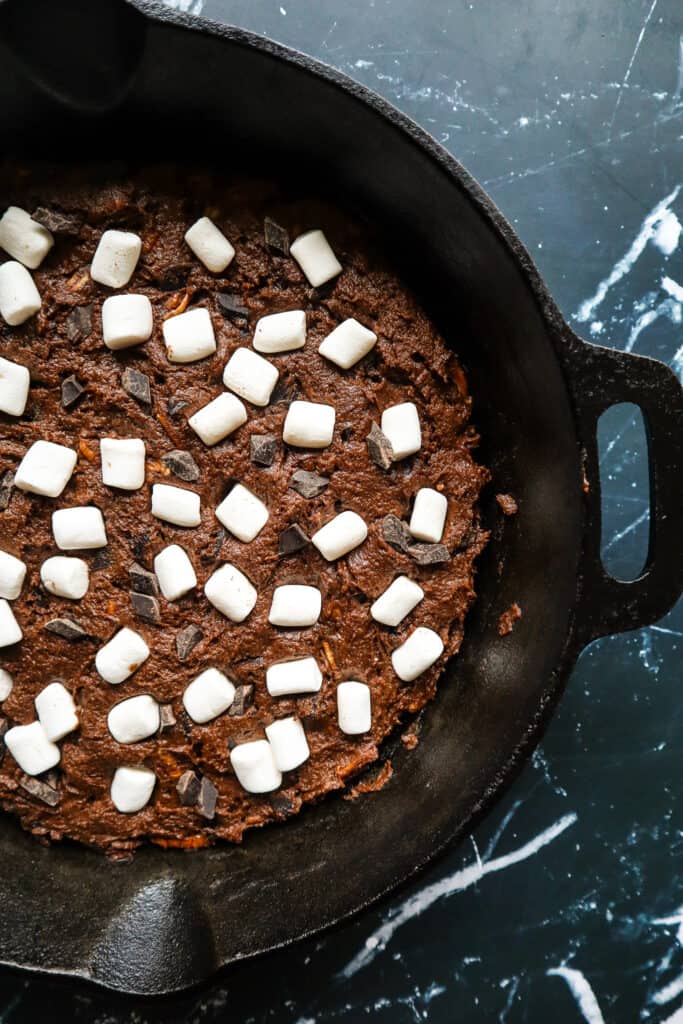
left=391, top=626, right=444, bottom=682
left=101, top=294, right=153, bottom=350
left=52, top=507, right=107, bottom=550
left=204, top=563, right=257, bottom=622
left=283, top=400, right=335, bottom=448
left=318, top=318, right=377, bottom=370
left=290, top=229, right=342, bottom=288
left=0, top=261, right=41, bottom=326
left=162, top=307, right=216, bottom=363
left=154, top=544, right=197, bottom=601
left=337, top=681, right=372, bottom=735
left=371, top=576, right=424, bottom=627
left=111, top=765, right=156, bottom=813
left=253, top=310, right=306, bottom=353
left=100, top=437, right=146, bottom=491
left=312, top=510, right=368, bottom=561
left=14, top=439, right=77, bottom=498
left=35, top=681, right=78, bottom=741
left=182, top=668, right=236, bottom=724
left=223, top=347, right=279, bottom=407
left=380, top=402, right=421, bottom=460
left=0, top=549, right=26, bottom=600
left=184, top=216, right=235, bottom=273
left=0, top=668, right=13, bottom=701
left=40, top=556, right=89, bottom=600
left=215, top=483, right=269, bottom=543
left=0, top=355, right=30, bottom=416
left=266, top=657, right=323, bottom=697
left=0, top=207, right=53, bottom=269
left=4, top=721, right=60, bottom=776
left=90, top=230, right=142, bottom=288
left=96, top=627, right=150, bottom=685
left=188, top=392, right=247, bottom=446
left=230, top=739, right=282, bottom=794
left=409, top=488, right=448, bottom=543
left=0, top=600, right=22, bottom=647
left=265, top=717, right=310, bottom=771
left=108, top=694, right=160, bottom=744
left=151, top=483, right=201, bottom=527
left=269, top=585, right=321, bottom=627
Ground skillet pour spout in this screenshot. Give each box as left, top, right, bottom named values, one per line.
left=0, top=0, right=681, bottom=996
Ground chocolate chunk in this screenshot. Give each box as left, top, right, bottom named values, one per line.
left=250, top=434, right=278, bottom=467
left=32, top=206, right=82, bottom=236
left=270, top=378, right=298, bottom=405
left=44, top=617, right=87, bottom=640
left=156, top=262, right=192, bottom=291
left=228, top=684, right=254, bottom=717
left=131, top=534, right=149, bottom=559
left=367, top=422, right=394, bottom=469
left=19, top=774, right=60, bottom=807
left=65, top=305, right=92, bottom=342
left=289, top=470, right=329, bottom=499
left=92, top=548, right=111, bottom=571
left=128, top=562, right=159, bottom=597
left=159, top=704, right=176, bottom=732
left=61, top=374, right=85, bottom=409
left=278, top=524, right=310, bottom=555
left=176, top=770, right=201, bottom=806
left=309, top=279, right=336, bottom=303
left=0, top=471, right=14, bottom=512
left=409, top=542, right=450, bottom=565
left=381, top=514, right=413, bottom=552
left=496, top=493, right=518, bottom=516
left=264, top=217, right=290, bottom=256
left=176, top=624, right=202, bottom=661
left=214, top=528, right=225, bottom=558
left=167, top=396, right=187, bottom=417
left=341, top=426, right=353, bottom=442
left=121, top=367, right=151, bottom=406
left=162, top=449, right=200, bottom=482
left=270, top=793, right=295, bottom=817
left=130, top=591, right=161, bottom=625
left=197, top=776, right=218, bottom=820
left=216, top=292, right=248, bottom=320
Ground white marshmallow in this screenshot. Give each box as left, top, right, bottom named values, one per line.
left=318, top=318, right=377, bottom=370
left=311, top=510, right=368, bottom=561
left=108, top=694, right=160, bottom=744
left=266, top=657, right=323, bottom=696
left=371, top=576, right=424, bottom=627
left=90, top=230, right=142, bottom=288
left=182, top=668, right=235, bottom=724
left=188, top=392, right=247, bottom=446
left=409, top=488, right=448, bottom=543
left=223, top=347, right=279, bottom=407
left=14, top=439, right=77, bottom=498
left=0, top=355, right=30, bottom=416
left=290, top=229, right=342, bottom=287
left=337, top=681, right=372, bottom=735
left=100, top=437, right=146, bottom=491
left=4, top=721, right=60, bottom=776
left=0, top=668, right=13, bottom=701
left=380, top=402, right=421, bottom=460
left=52, top=506, right=107, bottom=550
left=0, top=549, right=26, bottom=600
left=184, top=216, right=235, bottom=273
left=40, top=556, right=89, bottom=600
left=283, top=400, right=335, bottom=448
left=0, top=599, right=22, bottom=647
left=0, top=261, right=41, bottom=326
left=391, top=626, right=444, bottom=682
left=204, top=563, right=257, bottom=622
left=162, top=307, right=216, bottom=363
left=154, top=544, right=197, bottom=601
left=0, top=207, right=53, bottom=269
left=151, top=483, right=201, bottom=527
left=35, top=681, right=78, bottom=741
left=269, top=585, right=321, bottom=627
left=265, top=716, right=310, bottom=771
left=101, top=294, right=153, bottom=350
left=230, top=739, right=282, bottom=794
left=111, top=765, right=156, bottom=813
left=253, top=310, right=306, bottom=353
left=95, top=627, right=150, bottom=685
left=215, top=483, right=269, bottom=543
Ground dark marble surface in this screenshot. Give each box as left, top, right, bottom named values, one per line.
left=2, top=0, right=682, bottom=1019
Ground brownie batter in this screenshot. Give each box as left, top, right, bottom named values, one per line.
left=0, top=165, right=488, bottom=855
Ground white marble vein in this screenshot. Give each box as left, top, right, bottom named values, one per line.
left=546, top=967, right=606, bottom=1024
left=607, top=0, right=659, bottom=140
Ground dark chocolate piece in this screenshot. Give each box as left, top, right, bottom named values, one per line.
left=309, top=279, right=336, bottom=303
left=216, top=292, right=248, bottom=320
left=167, top=396, right=187, bottom=417
left=161, top=449, right=200, bottom=483
left=278, top=524, right=310, bottom=555
left=131, top=534, right=149, bottom=559
left=176, top=624, right=202, bottom=661
left=213, top=528, right=225, bottom=558
left=409, top=542, right=450, bottom=565
left=61, top=374, right=85, bottom=409
left=159, top=704, right=176, bottom=732
left=341, top=426, right=354, bottom=442
left=228, top=684, right=254, bottom=717
left=65, top=305, right=92, bottom=342
left=176, top=770, right=201, bottom=807
left=128, top=562, right=159, bottom=598
left=155, top=262, right=192, bottom=291
left=32, top=206, right=81, bottom=236
left=121, top=367, right=151, bottom=406
left=44, top=617, right=87, bottom=640
left=197, top=777, right=218, bottom=820
left=264, top=217, right=290, bottom=256
left=130, top=591, right=161, bottom=625
left=91, top=548, right=111, bottom=571
left=269, top=378, right=298, bottom=405
left=381, top=513, right=413, bottom=552
left=250, top=434, right=278, bottom=467
left=289, top=470, right=329, bottom=499
left=270, top=793, right=295, bottom=817
left=367, top=422, right=394, bottom=470
left=0, top=471, right=14, bottom=512
left=19, top=774, right=60, bottom=807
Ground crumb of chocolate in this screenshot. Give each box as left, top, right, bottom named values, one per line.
left=498, top=602, right=522, bottom=636
left=496, top=493, right=518, bottom=516
left=61, top=375, right=85, bottom=409
left=401, top=730, right=419, bottom=750
left=65, top=305, right=92, bottom=343
left=176, top=624, right=203, bottom=661
left=121, top=367, right=151, bottom=406
left=197, top=776, right=218, bottom=820
left=166, top=396, right=187, bottom=417
left=0, top=471, right=14, bottom=512
left=278, top=524, right=310, bottom=555
left=250, top=434, right=278, bottom=467
left=289, top=470, right=329, bottom=499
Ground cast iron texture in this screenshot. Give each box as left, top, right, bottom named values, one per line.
left=0, top=0, right=680, bottom=995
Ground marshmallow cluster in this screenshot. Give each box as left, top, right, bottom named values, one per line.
left=154, top=544, right=197, bottom=601
left=266, top=656, right=322, bottom=696
left=290, top=229, right=342, bottom=287
left=96, top=627, right=150, bottom=684
left=52, top=506, right=107, bottom=550
left=15, top=440, right=77, bottom=498
left=0, top=599, right=22, bottom=647
left=183, top=668, right=235, bottom=724
left=204, top=563, right=257, bottom=622
left=162, top=307, right=216, bottom=363
left=269, top=584, right=321, bottom=627
left=253, top=310, right=306, bottom=353
left=108, top=694, right=159, bottom=744
left=230, top=739, right=281, bottom=794
left=0, top=261, right=41, bottom=325
left=0, top=207, right=54, bottom=268
left=40, top=556, right=89, bottom=600
left=312, top=510, right=367, bottom=561
left=223, top=347, right=279, bottom=406
left=0, top=549, right=26, bottom=600
left=35, top=681, right=78, bottom=741
left=100, top=437, right=146, bottom=491
left=319, top=318, right=377, bottom=369
left=371, top=576, right=424, bottom=627
left=391, top=627, right=444, bottom=682
left=111, top=765, right=156, bottom=813
left=151, top=483, right=201, bottom=527
left=90, top=230, right=141, bottom=288
left=185, top=216, right=235, bottom=273
left=283, top=400, right=335, bottom=448
left=189, top=392, right=247, bottom=446
left=0, top=355, right=30, bottom=416
left=102, top=294, right=153, bottom=350
left=215, top=483, right=269, bottom=542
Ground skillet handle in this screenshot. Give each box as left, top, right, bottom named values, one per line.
left=565, top=338, right=683, bottom=644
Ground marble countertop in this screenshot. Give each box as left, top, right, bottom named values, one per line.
left=1, top=0, right=681, bottom=1020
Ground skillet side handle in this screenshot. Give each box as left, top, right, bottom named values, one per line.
left=566, top=338, right=683, bottom=644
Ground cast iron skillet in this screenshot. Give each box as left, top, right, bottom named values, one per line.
left=0, top=0, right=681, bottom=996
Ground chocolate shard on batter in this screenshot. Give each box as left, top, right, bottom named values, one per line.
left=44, top=617, right=87, bottom=640
left=270, top=793, right=295, bottom=818
left=409, top=542, right=450, bottom=565
left=381, top=513, right=413, bottom=552
left=367, top=422, right=394, bottom=469
left=197, top=777, right=218, bottom=820
left=269, top=378, right=298, bottom=405
left=159, top=704, right=176, bottom=732
left=61, top=374, right=85, bottom=409
left=176, top=770, right=201, bottom=807
left=162, top=449, right=200, bottom=482
left=278, top=524, right=310, bottom=555
left=19, top=773, right=60, bottom=807
left=289, top=469, right=329, bottom=499
left=176, top=624, right=202, bottom=662
left=92, top=548, right=111, bottom=571
left=216, top=292, right=248, bottom=320
left=128, top=562, right=159, bottom=598
left=32, top=206, right=81, bottom=236
left=0, top=471, right=14, bottom=512
left=121, top=367, right=151, bottom=406
left=228, top=684, right=254, bottom=717
left=250, top=434, right=278, bottom=467
left=155, top=262, right=192, bottom=291
left=166, top=396, right=187, bottom=417
left=130, top=591, right=161, bottom=625
left=264, top=216, right=290, bottom=256
left=65, top=305, right=92, bottom=343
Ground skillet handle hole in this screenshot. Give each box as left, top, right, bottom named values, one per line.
left=598, top=402, right=650, bottom=582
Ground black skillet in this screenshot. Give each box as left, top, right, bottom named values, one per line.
left=0, top=0, right=681, bottom=996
